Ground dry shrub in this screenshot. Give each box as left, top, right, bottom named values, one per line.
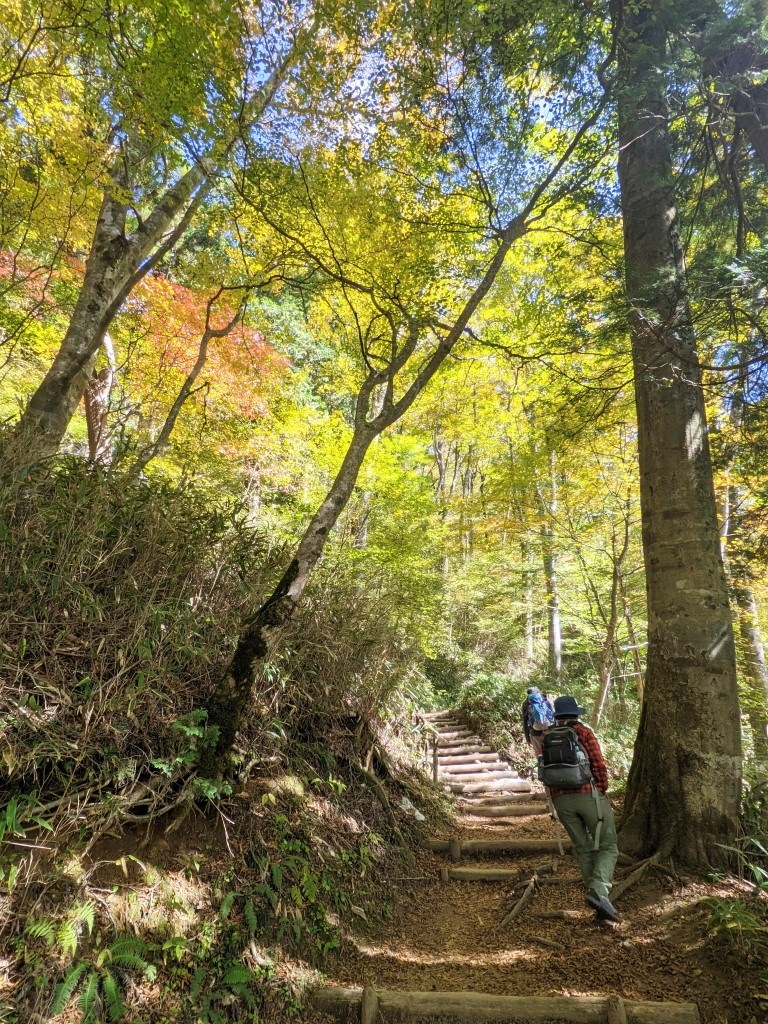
left=0, top=441, right=283, bottom=825
left=235, top=549, right=430, bottom=776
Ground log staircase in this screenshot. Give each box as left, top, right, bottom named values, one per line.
left=310, top=709, right=701, bottom=1024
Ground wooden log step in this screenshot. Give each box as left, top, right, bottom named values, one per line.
left=439, top=762, right=511, bottom=775
left=446, top=778, right=531, bottom=795
left=440, top=866, right=523, bottom=881
left=458, top=790, right=546, bottom=805
left=438, top=752, right=501, bottom=764
left=310, top=986, right=701, bottom=1022
left=436, top=729, right=476, bottom=741
left=440, top=769, right=518, bottom=785
left=436, top=744, right=494, bottom=756
left=460, top=803, right=548, bottom=817
left=426, top=838, right=570, bottom=856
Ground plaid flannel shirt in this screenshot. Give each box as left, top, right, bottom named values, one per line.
left=548, top=721, right=609, bottom=798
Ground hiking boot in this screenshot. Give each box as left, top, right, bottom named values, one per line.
left=586, top=890, right=620, bottom=922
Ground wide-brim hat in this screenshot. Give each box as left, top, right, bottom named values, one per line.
left=554, top=695, right=586, bottom=718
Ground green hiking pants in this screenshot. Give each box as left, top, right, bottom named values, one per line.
left=552, top=789, right=618, bottom=899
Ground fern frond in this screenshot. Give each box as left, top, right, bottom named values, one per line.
left=77, top=969, right=100, bottom=1016
left=50, top=962, right=88, bottom=1013
left=244, top=898, right=257, bottom=934
left=72, top=898, right=97, bottom=934
left=25, top=917, right=56, bottom=945
left=222, top=965, right=253, bottom=986
left=102, top=971, right=125, bottom=1022
left=189, top=967, right=205, bottom=1001
left=219, top=892, right=236, bottom=918
left=107, top=936, right=149, bottom=961
left=109, top=952, right=152, bottom=972
left=57, top=917, right=79, bottom=957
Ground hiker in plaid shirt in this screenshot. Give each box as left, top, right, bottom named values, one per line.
left=548, top=695, right=620, bottom=922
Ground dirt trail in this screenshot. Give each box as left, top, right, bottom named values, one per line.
left=309, top=713, right=763, bottom=1023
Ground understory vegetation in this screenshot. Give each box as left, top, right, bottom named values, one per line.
left=0, top=442, right=446, bottom=1022
left=2, top=441, right=768, bottom=1021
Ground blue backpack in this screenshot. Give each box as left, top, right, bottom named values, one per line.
left=525, top=691, right=555, bottom=731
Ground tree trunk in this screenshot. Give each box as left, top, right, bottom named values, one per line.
left=202, top=421, right=380, bottom=768
left=616, top=2, right=740, bottom=869
left=84, top=333, right=116, bottom=463
left=14, top=22, right=316, bottom=454
left=540, top=452, right=561, bottom=686
left=594, top=527, right=622, bottom=727
left=734, top=582, right=768, bottom=760
left=522, top=539, right=536, bottom=663
left=17, top=160, right=208, bottom=450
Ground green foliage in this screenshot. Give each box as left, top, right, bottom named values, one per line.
left=41, top=932, right=156, bottom=1022
left=26, top=900, right=96, bottom=958
left=454, top=672, right=524, bottom=753
left=706, top=898, right=768, bottom=962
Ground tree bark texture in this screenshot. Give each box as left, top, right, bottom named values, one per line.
left=539, top=452, right=562, bottom=686
left=17, top=161, right=207, bottom=449
left=84, top=333, right=116, bottom=463
left=616, top=1, right=740, bottom=868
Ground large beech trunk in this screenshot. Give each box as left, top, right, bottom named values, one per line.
left=616, top=4, right=740, bottom=868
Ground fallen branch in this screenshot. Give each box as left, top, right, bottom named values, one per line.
left=501, top=875, right=537, bottom=926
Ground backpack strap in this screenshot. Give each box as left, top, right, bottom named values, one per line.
left=592, top=783, right=603, bottom=851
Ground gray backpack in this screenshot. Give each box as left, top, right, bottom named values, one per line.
left=537, top=725, right=593, bottom=788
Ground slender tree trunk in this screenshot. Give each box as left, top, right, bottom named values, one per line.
left=594, top=523, right=624, bottom=727
left=734, top=582, right=768, bottom=759
left=202, top=421, right=380, bottom=767
left=542, top=527, right=562, bottom=685
left=616, top=1, right=740, bottom=869
left=619, top=566, right=644, bottom=706
left=718, top=372, right=768, bottom=758
left=84, top=333, right=116, bottom=463
left=539, top=451, right=562, bottom=686
left=132, top=290, right=246, bottom=475
left=522, top=539, right=536, bottom=663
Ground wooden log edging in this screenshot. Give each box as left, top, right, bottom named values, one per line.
left=440, top=865, right=522, bottom=882
left=461, top=805, right=549, bottom=819
left=458, top=791, right=547, bottom=805
left=310, top=986, right=701, bottom=1023
left=426, top=838, right=571, bottom=856
left=446, top=778, right=532, bottom=795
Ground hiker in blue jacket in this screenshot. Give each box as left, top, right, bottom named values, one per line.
left=521, top=686, right=554, bottom=756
